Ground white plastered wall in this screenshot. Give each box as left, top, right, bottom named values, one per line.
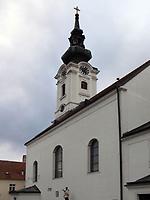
left=120, top=66, right=150, bottom=134
left=0, top=180, right=25, bottom=200
left=121, top=66, right=150, bottom=200
left=126, top=185, right=150, bottom=200
left=122, top=130, right=150, bottom=200
left=55, top=62, right=98, bottom=118
left=26, top=93, right=120, bottom=200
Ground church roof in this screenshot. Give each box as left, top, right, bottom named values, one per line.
left=0, top=160, right=25, bottom=180
left=9, top=185, right=41, bottom=194
left=61, top=11, right=92, bottom=64
left=126, top=175, right=150, bottom=187
left=122, top=121, right=150, bottom=139
left=25, top=60, right=150, bottom=146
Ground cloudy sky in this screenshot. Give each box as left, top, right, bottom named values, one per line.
left=0, top=0, right=149, bottom=161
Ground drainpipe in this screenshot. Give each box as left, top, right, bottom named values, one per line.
left=116, top=86, right=123, bottom=200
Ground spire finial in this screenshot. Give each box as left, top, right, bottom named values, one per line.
left=61, top=7, right=92, bottom=64
left=74, top=6, right=80, bottom=14
left=74, top=6, right=80, bottom=29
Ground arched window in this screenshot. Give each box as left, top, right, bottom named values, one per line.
left=88, top=139, right=99, bottom=172
left=54, top=146, right=63, bottom=178
left=33, top=161, right=38, bottom=182
left=81, top=81, right=87, bottom=90
left=62, top=84, right=66, bottom=96
left=60, top=104, right=65, bottom=112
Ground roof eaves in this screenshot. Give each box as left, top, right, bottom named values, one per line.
left=125, top=175, right=150, bottom=187
left=122, top=121, right=150, bottom=139
left=125, top=181, right=150, bottom=187
left=9, top=185, right=41, bottom=194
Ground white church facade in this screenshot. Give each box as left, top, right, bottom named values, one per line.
left=10, top=9, right=150, bottom=200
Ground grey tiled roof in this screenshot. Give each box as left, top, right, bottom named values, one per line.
left=126, top=175, right=150, bottom=186
left=122, top=121, right=150, bottom=139
left=9, top=185, right=41, bottom=194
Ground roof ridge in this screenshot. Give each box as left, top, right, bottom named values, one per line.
left=0, top=160, right=24, bottom=163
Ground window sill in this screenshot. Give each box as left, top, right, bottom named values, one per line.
left=87, top=170, right=100, bottom=175
left=53, top=177, right=63, bottom=180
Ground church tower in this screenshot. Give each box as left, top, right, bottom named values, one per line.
left=55, top=7, right=99, bottom=118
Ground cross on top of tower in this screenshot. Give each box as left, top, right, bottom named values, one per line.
left=74, top=6, right=80, bottom=14
left=61, top=7, right=92, bottom=65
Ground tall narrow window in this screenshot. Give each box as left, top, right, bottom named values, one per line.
left=54, top=146, right=63, bottom=178
left=33, top=161, right=38, bottom=182
left=62, top=84, right=66, bottom=96
left=88, top=139, right=99, bottom=172
left=81, top=81, right=87, bottom=90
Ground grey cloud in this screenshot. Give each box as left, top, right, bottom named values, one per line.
left=0, top=0, right=150, bottom=160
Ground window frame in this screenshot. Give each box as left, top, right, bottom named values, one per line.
left=9, top=184, right=16, bottom=192
left=88, top=139, right=99, bottom=173
left=53, top=145, right=63, bottom=179
left=33, top=161, right=38, bottom=182
left=81, top=81, right=88, bottom=90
